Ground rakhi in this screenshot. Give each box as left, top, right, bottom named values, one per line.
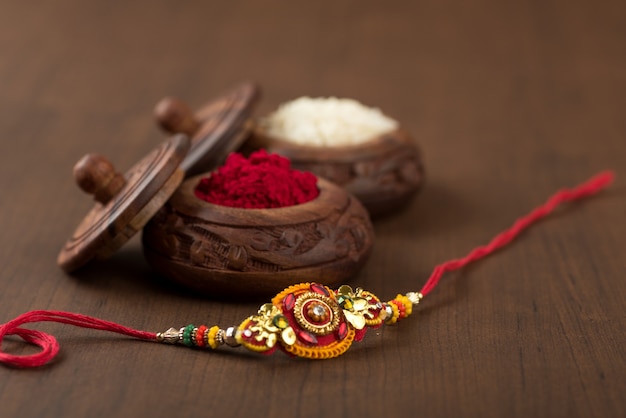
left=0, top=171, right=615, bottom=367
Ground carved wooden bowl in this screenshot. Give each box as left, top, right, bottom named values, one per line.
left=142, top=176, right=375, bottom=297
left=249, top=128, right=425, bottom=217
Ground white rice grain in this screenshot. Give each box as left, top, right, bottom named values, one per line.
left=260, top=97, right=398, bottom=147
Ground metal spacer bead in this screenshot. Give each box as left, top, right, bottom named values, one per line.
left=215, top=329, right=226, bottom=345
left=224, top=326, right=240, bottom=347
left=156, top=327, right=182, bottom=344
left=380, top=303, right=393, bottom=321
left=406, top=292, right=423, bottom=305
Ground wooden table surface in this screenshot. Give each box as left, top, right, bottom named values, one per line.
left=1, top=1, right=624, bottom=417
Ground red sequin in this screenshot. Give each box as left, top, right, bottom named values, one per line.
left=284, top=293, right=296, bottom=311
left=310, top=283, right=330, bottom=297
left=297, top=330, right=318, bottom=345
left=337, top=322, right=348, bottom=340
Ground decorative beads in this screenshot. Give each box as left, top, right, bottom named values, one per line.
left=386, top=302, right=400, bottom=324
left=156, top=327, right=180, bottom=344
left=406, top=292, right=423, bottom=305
left=385, top=294, right=414, bottom=324
left=182, top=324, right=195, bottom=347
left=224, top=327, right=240, bottom=347
left=196, top=325, right=208, bottom=347
left=207, top=326, right=220, bottom=349
left=397, top=294, right=413, bottom=316
left=380, top=303, right=392, bottom=321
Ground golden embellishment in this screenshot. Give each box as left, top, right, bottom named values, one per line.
left=336, top=285, right=379, bottom=330
left=238, top=319, right=270, bottom=352
left=360, top=290, right=385, bottom=327
left=242, top=303, right=296, bottom=351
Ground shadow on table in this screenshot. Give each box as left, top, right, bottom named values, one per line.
left=64, top=241, right=210, bottom=301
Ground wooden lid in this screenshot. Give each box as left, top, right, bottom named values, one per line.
left=57, top=134, right=190, bottom=272
left=154, top=81, right=259, bottom=176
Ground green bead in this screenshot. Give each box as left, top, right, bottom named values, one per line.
left=182, top=324, right=195, bottom=347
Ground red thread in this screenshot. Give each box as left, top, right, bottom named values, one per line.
left=0, top=171, right=615, bottom=368
left=194, top=149, right=319, bottom=208
left=419, top=171, right=615, bottom=296
left=0, top=310, right=155, bottom=368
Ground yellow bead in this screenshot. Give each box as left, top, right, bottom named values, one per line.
left=386, top=303, right=400, bottom=324
left=207, top=326, right=220, bottom=349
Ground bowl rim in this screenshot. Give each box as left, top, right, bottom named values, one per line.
left=166, top=176, right=353, bottom=226
left=250, top=127, right=416, bottom=162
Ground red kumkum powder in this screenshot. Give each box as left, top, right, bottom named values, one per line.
left=194, top=150, right=319, bottom=209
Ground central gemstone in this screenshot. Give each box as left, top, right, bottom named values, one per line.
left=307, top=302, right=329, bottom=322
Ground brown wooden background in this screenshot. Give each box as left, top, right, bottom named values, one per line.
left=1, top=1, right=625, bottom=417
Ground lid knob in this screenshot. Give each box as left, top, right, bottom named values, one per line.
left=73, top=154, right=126, bottom=205
left=154, top=97, right=200, bottom=137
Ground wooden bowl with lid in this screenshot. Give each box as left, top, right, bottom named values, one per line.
left=59, top=86, right=378, bottom=299
left=142, top=175, right=375, bottom=297
left=58, top=82, right=259, bottom=275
